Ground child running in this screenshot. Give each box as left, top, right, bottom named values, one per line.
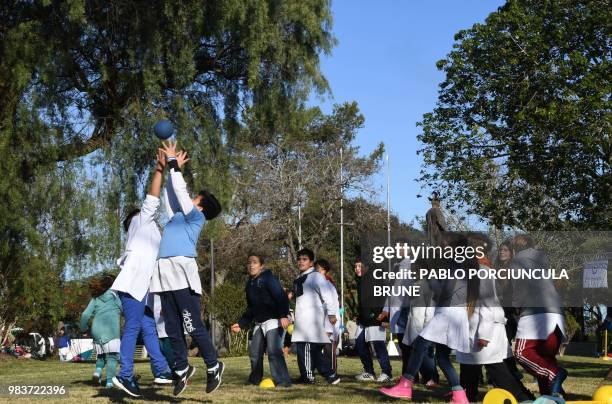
left=231, top=253, right=292, bottom=387
left=80, top=274, right=122, bottom=388
left=150, top=140, right=224, bottom=396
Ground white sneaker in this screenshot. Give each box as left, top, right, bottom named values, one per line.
left=376, top=373, right=392, bottom=383
left=355, top=372, right=375, bottom=381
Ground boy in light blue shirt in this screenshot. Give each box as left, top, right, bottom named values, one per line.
left=150, top=141, right=223, bottom=397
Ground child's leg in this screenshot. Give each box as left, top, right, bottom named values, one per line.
left=94, top=353, right=106, bottom=378
left=355, top=329, right=375, bottom=375
left=372, top=340, right=392, bottom=376
left=106, top=353, right=119, bottom=387
left=434, top=344, right=462, bottom=390
left=118, top=292, right=146, bottom=379
left=159, top=292, right=189, bottom=372
left=265, top=327, right=291, bottom=386
left=459, top=363, right=480, bottom=402
left=295, top=342, right=314, bottom=382
left=312, top=343, right=334, bottom=379
left=485, top=362, right=533, bottom=402
left=403, top=336, right=431, bottom=380
left=141, top=306, right=171, bottom=376
left=514, top=337, right=556, bottom=394
left=172, top=289, right=218, bottom=369
left=248, top=328, right=265, bottom=384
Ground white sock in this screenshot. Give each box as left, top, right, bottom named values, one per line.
left=207, top=363, right=219, bottom=373
left=175, top=366, right=189, bottom=376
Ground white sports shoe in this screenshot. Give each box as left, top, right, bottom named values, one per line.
left=355, top=372, right=375, bottom=381
left=376, top=373, right=392, bottom=383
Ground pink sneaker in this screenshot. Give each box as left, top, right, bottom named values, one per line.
left=379, top=376, right=412, bottom=399
left=449, top=389, right=469, bottom=404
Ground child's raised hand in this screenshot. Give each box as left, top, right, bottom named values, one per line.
left=159, top=140, right=178, bottom=159
left=176, top=150, right=190, bottom=168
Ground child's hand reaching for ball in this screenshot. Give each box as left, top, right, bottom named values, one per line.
left=160, top=140, right=177, bottom=159
left=176, top=150, right=189, bottom=168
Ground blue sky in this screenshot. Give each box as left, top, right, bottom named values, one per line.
left=312, top=0, right=506, bottom=224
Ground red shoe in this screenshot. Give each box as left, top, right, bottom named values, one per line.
left=379, top=376, right=412, bottom=399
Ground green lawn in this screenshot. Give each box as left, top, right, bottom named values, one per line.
left=0, top=354, right=610, bottom=403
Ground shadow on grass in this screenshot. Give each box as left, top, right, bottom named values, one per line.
left=84, top=385, right=213, bottom=403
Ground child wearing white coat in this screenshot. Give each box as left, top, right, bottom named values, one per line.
left=292, top=249, right=340, bottom=385
left=457, top=233, right=534, bottom=403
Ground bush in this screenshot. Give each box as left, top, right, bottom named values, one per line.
left=208, top=282, right=248, bottom=356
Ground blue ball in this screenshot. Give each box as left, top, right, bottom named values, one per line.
left=154, top=120, right=174, bottom=140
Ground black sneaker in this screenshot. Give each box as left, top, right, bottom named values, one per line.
left=173, top=365, right=196, bottom=396
left=112, top=376, right=141, bottom=397
left=206, top=361, right=225, bottom=393
left=292, top=377, right=315, bottom=385
left=327, top=374, right=341, bottom=385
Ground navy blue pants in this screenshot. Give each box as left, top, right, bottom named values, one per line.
left=355, top=329, right=392, bottom=376
left=159, top=288, right=217, bottom=371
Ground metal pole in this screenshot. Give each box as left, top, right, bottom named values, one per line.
left=210, top=239, right=215, bottom=344
left=386, top=154, right=391, bottom=272
left=340, top=148, right=345, bottom=339
left=298, top=205, right=302, bottom=250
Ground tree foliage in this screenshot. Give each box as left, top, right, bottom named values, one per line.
left=0, top=0, right=335, bottom=339
left=418, top=0, right=611, bottom=230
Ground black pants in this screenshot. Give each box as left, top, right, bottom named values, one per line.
left=394, top=333, right=411, bottom=376
left=159, top=288, right=217, bottom=371
left=295, top=342, right=334, bottom=382
left=460, top=362, right=534, bottom=403
left=321, top=337, right=338, bottom=374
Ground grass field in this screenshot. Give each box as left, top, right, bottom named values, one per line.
left=0, top=354, right=610, bottom=403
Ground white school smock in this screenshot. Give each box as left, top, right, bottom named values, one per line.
left=111, top=195, right=161, bottom=302
left=419, top=306, right=470, bottom=353
left=456, top=265, right=511, bottom=364
left=516, top=313, right=566, bottom=340
left=323, top=279, right=341, bottom=338
left=292, top=268, right=339, bottom=344
left=403, top=305, right=435, bottom=346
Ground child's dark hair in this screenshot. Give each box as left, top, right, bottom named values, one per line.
left=297, top=248, right=315, bottom=262
left=123, top=208, right=141, bottom=232
left=198, top=190, right=221, bottom=220
left=314, top=259, right=331, bottom=273
left=248, top=253, right=265, bottom=265
left=89, top=273, right=116, bottom=298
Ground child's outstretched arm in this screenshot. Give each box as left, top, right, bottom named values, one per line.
left=159, top=141, right=192, bottom=215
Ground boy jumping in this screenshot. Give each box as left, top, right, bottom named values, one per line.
left=150, top=141, right=224, bottom=396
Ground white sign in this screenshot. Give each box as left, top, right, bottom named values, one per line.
left=583, top=259, right=608, bottom=288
